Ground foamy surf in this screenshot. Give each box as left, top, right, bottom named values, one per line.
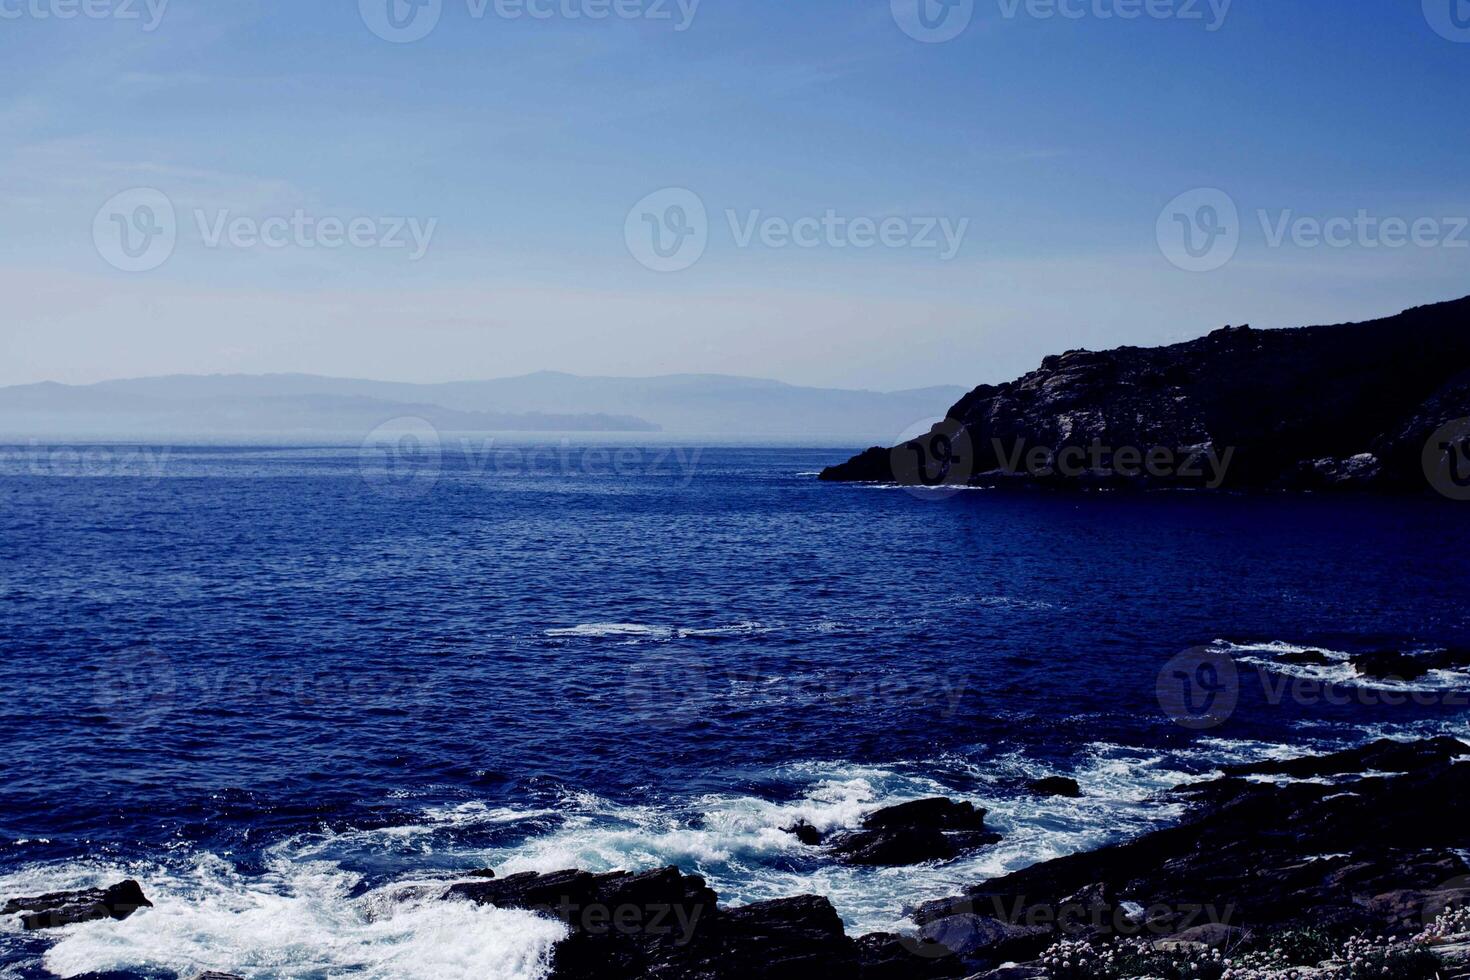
left=0, top=849, right=566, bottom=980
left=1214, top=639, right=1470, bottom=694
left=287, top=745, right=1267, bottom=936
left=543, top=622, right=775, bottom=641
left=9, top=732, right=1462, bottom=974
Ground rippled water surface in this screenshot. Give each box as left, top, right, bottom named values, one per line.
left=2, top=445, right=1468, bottom=978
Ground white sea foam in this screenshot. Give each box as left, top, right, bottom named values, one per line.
left=0, top=848, right=566, bottom=980
left=545, top=623, right=674, bottom=639
left=333, top=746, right=1221, bottom=935
left=1213, top=639, right=1470, bottom=695
left=544, top=621, right=774, bottom=641
left=7, top=734, right=1411, bottom=972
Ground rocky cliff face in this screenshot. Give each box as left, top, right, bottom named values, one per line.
left=820, top=297, right=1470, bottom=492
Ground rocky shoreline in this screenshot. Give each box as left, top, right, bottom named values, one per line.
left=820, top=297, right=1470, bottom=493
left=8, top=739, right=1470, bottom=979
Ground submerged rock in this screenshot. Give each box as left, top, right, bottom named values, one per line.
left=785, top=820, right=823, bottom=846
left=1277, top=648, right=1336, bottom=666
left=1026, top=777, right=1082, bottom=798
left=1424, top=647, right=1470, bottom=671
left=1352, top=649, right=1431, bottom=681
left=2, top=879, right=152, bottom=931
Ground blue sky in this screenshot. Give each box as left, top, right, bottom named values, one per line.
left=1, top=0, right=1467, bottom=389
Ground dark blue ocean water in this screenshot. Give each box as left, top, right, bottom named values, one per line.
left=2, top=444, right=1468, bottom=979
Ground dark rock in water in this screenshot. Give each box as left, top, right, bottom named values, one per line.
left=832, top=826, right=958, bottom=866
left=3, top=879, right=152, bottom=931
left=1423, top=646, right=1470, bottom=671
left=434, top=739, right=1470, bottom=976
left=785, top=820, right=823, bottom=846
left=1277, top=648, right=1335, bottom=666
left=912, top=737, right=1470, bottom=955
left=464, top=868, right=498, bottom=879
left=187, top=974, right=246, bottom=980
left=1026, top=777, right=1082, bottom=798
left=444, top=866, right=859, bottom=979
left=861, top=798, right=990, bottom=832
left=830, top=799, right=1001, bottom=866
left=1216, top=736, right=1470, bottom=779
left=819, top=296, right=1470, bottom=492
left=1352, top=648, right=1430, bottom=680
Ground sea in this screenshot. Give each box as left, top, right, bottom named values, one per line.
left=2, top=441, right=1468, bottom=979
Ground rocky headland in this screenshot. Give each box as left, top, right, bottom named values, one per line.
left=820, top=297, right=1470, bottom=492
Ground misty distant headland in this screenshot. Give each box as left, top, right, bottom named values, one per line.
left=0, top=372, right=964, bottom=444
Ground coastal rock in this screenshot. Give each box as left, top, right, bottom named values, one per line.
left=1351, top=649, right=1430, bottom=681
left=963, top=967, right=1047, bottom=980
left=444, top=866, right=859, bottom=979
left=820, top=297, right=1470, bottom=492
left=830, top=799, right=1002, bottom=866
left=1425, top=647, right=1470, bottom=671
left=1215, top=736, right=1469, bottom=779
left=432, top=739, right=1470, bottom=977
left=912, top=738, right=1470, bottom=951
left=2, top=879, right=152, bottom=931
left=1277, top=649, right=1335, bottom=666
left=1160, top=923, right=1248, bottom=949
left=862, top=798, right=992, bottom=831
left=1026, top=777, right=1082, bottom=798
left=785, top=820, right=823, bottom=845
left=831, top=826, right=959, bottom=866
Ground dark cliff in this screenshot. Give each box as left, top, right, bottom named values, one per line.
left=820, top=296, right=1470, bottom=492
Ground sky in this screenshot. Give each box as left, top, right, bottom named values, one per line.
left=1, top=0, right=1467, bottom=390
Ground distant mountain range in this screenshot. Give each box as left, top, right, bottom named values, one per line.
left=0, top=372, right=966, bottom=443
